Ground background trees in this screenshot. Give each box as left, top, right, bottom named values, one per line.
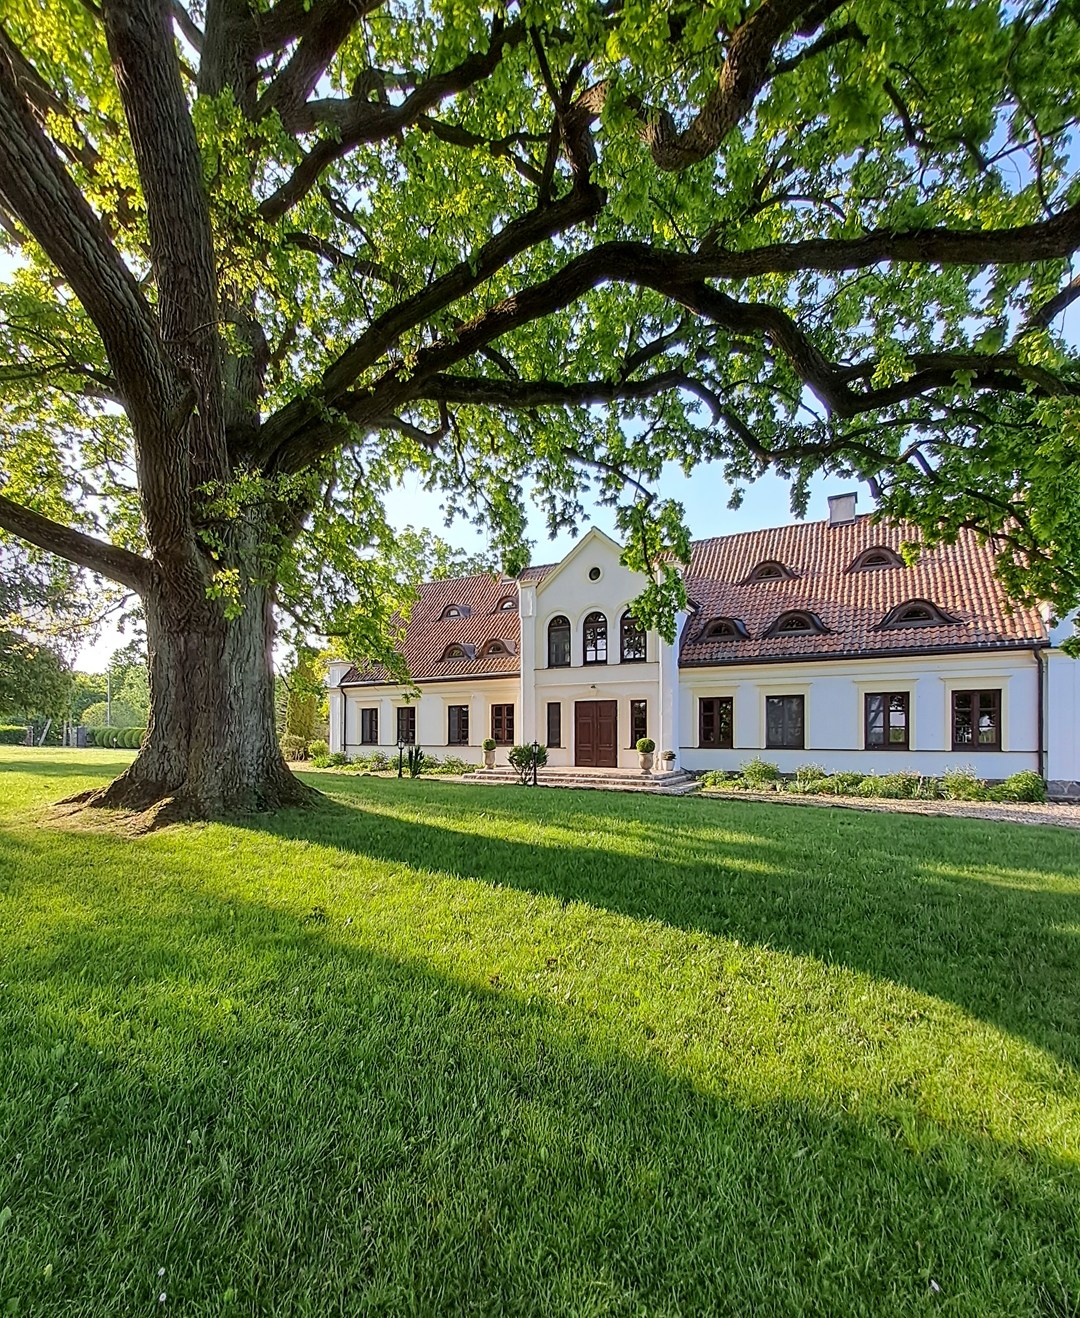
left=0, top=0, right=1078, bottom=815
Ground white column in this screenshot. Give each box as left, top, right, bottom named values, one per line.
left=519, top=582, right=537, bottom=745
left=657, top=610, right=686, bottom=768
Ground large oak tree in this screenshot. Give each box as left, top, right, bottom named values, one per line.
left=0, top=0, right=1078, bottom=819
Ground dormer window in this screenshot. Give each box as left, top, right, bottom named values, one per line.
left=484, top=639, right=510, bottom=656
left=441, top=604, right=471, bottom=620
left=441, top=642, right=475, bottom=660
left=766, top=611, right=826, bottom=637
left=746, top=560, right=794, bottom=583
left=495, top=595, right=517, bottom=612
left=702, top=617, right=749, bottom=640
left=850, top=546, right=904, bottom=571
left=880, top=600, right=955, bottom=629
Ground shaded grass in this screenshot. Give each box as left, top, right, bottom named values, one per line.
left=1, top=748, right=1079, bottom=1316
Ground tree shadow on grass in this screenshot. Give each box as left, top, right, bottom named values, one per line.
left=250, top=778, right=1080, bottom=1072
left=1, top=843, right=1078, bottom=1317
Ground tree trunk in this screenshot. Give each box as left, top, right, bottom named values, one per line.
left=74, top=574, right=314, bottom=824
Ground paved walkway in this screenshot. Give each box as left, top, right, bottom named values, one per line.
left=703, top=790, right=1080, bottom=829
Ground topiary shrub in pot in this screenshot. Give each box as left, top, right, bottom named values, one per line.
left=636, top=737, right=656, bottom=773
left=481, top=737, right=497, bottom=769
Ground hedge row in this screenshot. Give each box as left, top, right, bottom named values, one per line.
left=0, top=724, right=30, bottom=745
left=88, top=725, right=146, bottom=749
left=701, top=759, right=1047, bottom=803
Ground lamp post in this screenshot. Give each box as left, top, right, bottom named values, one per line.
left=531, top=739, right=541, bottom=787
left=397, top=735, right=406, bottom=778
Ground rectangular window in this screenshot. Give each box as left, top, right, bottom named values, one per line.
left=546, top=702, right=562, bottom=748
left=396, top=706, right=416, bottom=745
left=629, top=699, right=648, bottom=747
left=765, top=695, right=804, bottom=750
left=491, top=703, right=515, bottom=745
left=952, top=689, right=1001, bottom=751
left=360, top=707, right=379, bottom=745
left=699, top=697, right=733, bottom=748
left=865, top=692, right=909, bottom=749
left=448, top=704, right=469, bottom=745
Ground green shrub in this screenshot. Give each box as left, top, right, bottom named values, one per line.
left=308, top=739, right=329, bottom=760
left=310, top=755, right=332, bottom=768
left=438, top=754, right=477, bottom=776
left=988, top=770, right=1046, bottom=803
left=481, top=737, right=497, bottom=752
left=820, top=771, right=865, bottom=796
left=328, top=751, right=349, bottom=766
left=941, top=767, right=990, bottom=801
left=0, top=725, right=28, bottom=746
left=871, top=771, right=925, bottom=800
left=369, top=750, right=391, bottom=771
left=508, top=744, right=547, bottom=784
left=636, top=737, right=656, bottom=754
left=701, top=770, right=743, bottom=790
left=792, top=763, right=828, bottom=792
left=741, top=758, right=781, bottom=790
left=407, top=746, right=426, bottom=778
left=280, top=735, right=306, bottom=762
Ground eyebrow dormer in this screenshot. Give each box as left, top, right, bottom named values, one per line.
left=745, top=560, right=795, bottom=583
left=701, top=616, right=749, bottom=640
left=765, top=610, right=827, bottom=637
left=850, top=546, right=904, bottom=571
left=879, top=600, right=956, bottom=629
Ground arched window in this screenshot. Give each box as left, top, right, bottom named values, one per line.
left=484, top=639, right=509, bottom=656
left=765, top=611, right=826, bottom=637
left=620, top=610, right=646, bottom=663
left=746, top=560, right=794, bottom=583
left=702, top=617, right=747, bottom=640
left=441, top=643, right=467, bottom=660
left=441, top=604, right=471, bottom=620
left=850, top=546, right=904, bottom=571
left=547, top=615, right=571, bottom=668
left=583, top=611, right=608, bottom=664
left=496, top=595, right=517, bottom=612
left=880, top=600, right=954, bottom=629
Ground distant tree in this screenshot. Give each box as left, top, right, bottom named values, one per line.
left=0, top=0, right=1078, bottom=817
left=80, top=698, right=142, bottom=729
left=69, top=672, right=108, bottom=723
left=0, top=632, right=72, bottom=722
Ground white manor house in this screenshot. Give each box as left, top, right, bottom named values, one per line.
left=327, top=494, right=1080, bottom=797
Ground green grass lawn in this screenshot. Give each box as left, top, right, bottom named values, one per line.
left=1, top=749, right=1079, bottom=1316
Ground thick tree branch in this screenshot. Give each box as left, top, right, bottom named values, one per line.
left=0, top=35, right=176, bottom=432
left=258, top=19, right=527, bottom=221
left=104, top=0, right=228, bottom=491
left=0, top=491, right=150, bottom=592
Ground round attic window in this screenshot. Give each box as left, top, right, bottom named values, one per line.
left=588, top=566, right=602, bottom=581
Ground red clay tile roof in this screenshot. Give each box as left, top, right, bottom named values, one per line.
left=681, top=515, right=1048, bottom=666
left=340, top=515, right=1049, bottom=685
left=341, top=574, right=521, bottom=685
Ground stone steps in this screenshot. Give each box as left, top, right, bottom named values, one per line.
left=463, top=767, right=701, bottom=796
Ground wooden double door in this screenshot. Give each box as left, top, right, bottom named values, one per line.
left=574, top=700, right=618, bottom=768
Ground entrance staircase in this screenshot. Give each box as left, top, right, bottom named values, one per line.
left=467, top=766, right=701, bottom=796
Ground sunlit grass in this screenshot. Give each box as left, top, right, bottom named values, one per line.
left=1, top=748, right=1079, bottom=1315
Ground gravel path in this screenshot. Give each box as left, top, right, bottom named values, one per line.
left=703, top=789, right=1080, bottom=829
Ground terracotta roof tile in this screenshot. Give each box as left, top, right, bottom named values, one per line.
left=681, top=515, right=1047, bottom=666
left=341, top=574, right=520, bottom=685
left=341, top=515, right=1049, bottom=685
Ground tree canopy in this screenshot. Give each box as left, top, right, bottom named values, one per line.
left=0, top=0, right=1078, bottom=813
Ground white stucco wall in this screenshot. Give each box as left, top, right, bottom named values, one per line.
left=528, top=529, right=667, bottom=769
left=333, top=675, right=519, bottom=765
left=1045, top=629, right=1080, bottom=792
left=679, top=650, right=1042, bottom=777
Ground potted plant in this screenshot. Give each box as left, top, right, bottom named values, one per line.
left=659, top=750, right=676, bottom=773
left=636, top=737, right=656, bottom=774
left=481, top=737, right=497, bottom=769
